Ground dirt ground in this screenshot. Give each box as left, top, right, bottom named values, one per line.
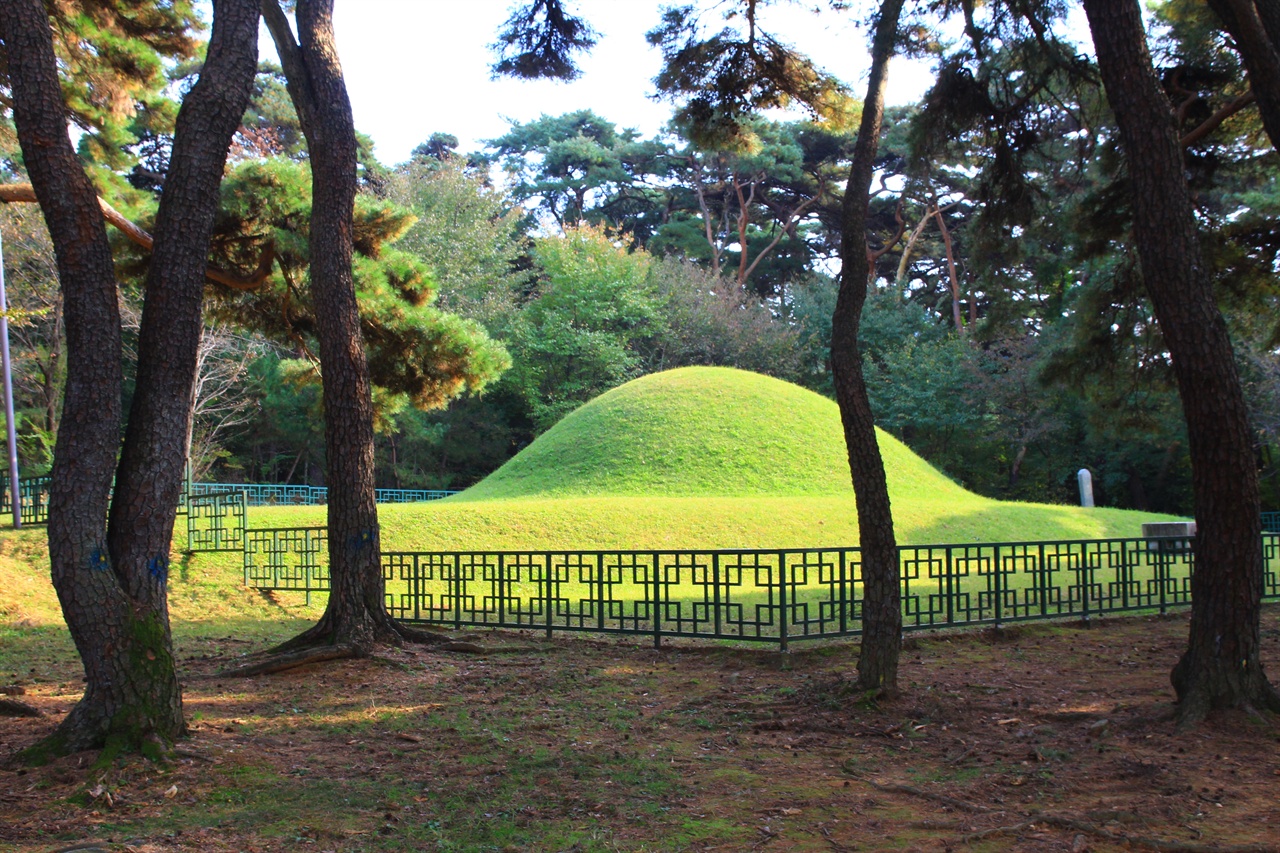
left=2, top=609, right=1280, bottom=852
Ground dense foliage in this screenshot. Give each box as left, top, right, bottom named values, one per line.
left=3, top=0, right=1278, bottom=518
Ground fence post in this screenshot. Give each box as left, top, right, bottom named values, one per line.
left=1037, top=543, right=1047, bottom=618
left=839, top=549, right=848, bottom=636
left=1120, top=540, right=1130, bottom=610
left=545, top=551, right=554, bottom=641
left=411, top=554, right=420, bottom=622
left=945, top=546, right=954, bottom=627
left=993, top=546, right=1003, bottom=630
left=1259, top=536, right=1267, bottom=602
left=778, top=550, right=789, bottom=653
left=597, top=552, right=606, bottom=633
left=454, top=553, right=463, bottom=631
left=303, top=530, right=310, bottom=608
left=188, top=494, right=197, bottom=556
left=1079, top=543, right=1091, bottom=627
left=1157, top=546, right=1169, bottom=616
left=710, top=551, right=720, bottom=638
left=652, top=552, right=662, bottom=650
left=497, top=552, right=507, bottom=630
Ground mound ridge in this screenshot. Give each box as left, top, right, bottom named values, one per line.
left=458, top=366, right=974, bottom=501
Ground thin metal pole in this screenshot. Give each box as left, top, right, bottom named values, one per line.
left=0, top=231, right=21, bottom=528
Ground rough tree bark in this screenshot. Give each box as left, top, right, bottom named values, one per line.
left=262, top=0, right=400, bottom=653
left=1082, top=0, right=1280, bottom=724
left=830, top=0, right=905, bottom=694
left=0, top=0, right=259, bottom=755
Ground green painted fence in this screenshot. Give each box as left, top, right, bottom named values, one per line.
left=14, top=477, right=1280, bottom=650
left=236, top=522, right=1280, bottom=650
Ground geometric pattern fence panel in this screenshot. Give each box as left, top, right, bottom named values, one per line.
left=898, top=538, right=1196, bottom=628
left=186, top=489, right=247, bottom=552
left=244, top=526, right=328, bottom=591
left=374, top=488, right=457, bottom=504
left=189, top=482, right=458, bottom=507
left=382, top=549, right=863, bottom=646
left=192, top=483, right=326, bottom=507
left=1265, top=534, right=1280, bottom=600
left=0, top=475, right=51, bottom=525
left=238, top=534, right=1279, bottom=649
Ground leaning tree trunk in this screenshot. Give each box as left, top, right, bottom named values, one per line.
left=2, top=0, right=127, bottom=756
left=1, top=0, right=260, bottom=755
left=1083, top=0, right=1280, bottom=724
left=831, top=0, right=905, bottom=695
left=265, top=0, right=396, bottom=653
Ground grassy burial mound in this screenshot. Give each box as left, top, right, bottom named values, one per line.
left=378, top=366, right=1175, bottom=551
left=242, top=366, right=1174, bottom=552
left=2, top=367, right=1180, bottom=631
left=457, top=366, right=966, bottom=501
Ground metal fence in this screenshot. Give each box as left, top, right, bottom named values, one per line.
left=239, top=528, right=1280, bottom=649
left=10, top=470, right=1280, bottom=649
left=190, top=482, right=457, bottom=507
left=1264, top=512, right=1280, bottom=534
left=0, top=475, right=50, bottom=525
left=187, top=490, right=247, bottom=552
left=0, top=477, right=457, bottom=527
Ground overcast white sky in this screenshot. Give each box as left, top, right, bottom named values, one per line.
left=311, top=1, right=941, bottom=165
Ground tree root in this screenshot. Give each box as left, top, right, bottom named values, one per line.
left=172, top=748, right=217, bottom=763
left=225, top=615, right=552, bottom=676
left=0, top=697, right=41, bottom=717
left=220, top=636, right=515, bottom=676
left=390, top=624, right=517, bottom=653
left=845, top=771, right=1277, bottom=853
left=221, top=644, right=360, bottom=677
left=855, top=775, right=992, bottom=813
left=392, top=623, right=454, bottom=645
left=434, top=641, right=490, bottom=653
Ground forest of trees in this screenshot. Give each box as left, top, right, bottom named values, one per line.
left=5, top=3, right=1278, bottom=518
left=2, top=0, right=1279, bottom=748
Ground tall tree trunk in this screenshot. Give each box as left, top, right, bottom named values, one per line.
left=734, top=176, right=757, bottom=286
left=2, top=0, right=125, bottom=756
left=264, top=0, right=396, bottom=652
left=691, top=161, right=723, bottom=277
left=894, top=207, right=933, bottom=294
left=933, top=203, right=965, bottom=333
left=1, top=0, right=259, bottom=755
left=831, top=0, right=905, bottom=695
left=1008, top=443, right=1028, bottom=489
left=1083, top=0, right=1280, bottom=724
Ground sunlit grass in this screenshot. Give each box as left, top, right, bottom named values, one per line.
left=460, top=366, right=972, bottom=501
left=1, top=367, right=1182, bottom=640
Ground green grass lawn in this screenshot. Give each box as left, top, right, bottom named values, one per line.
left=239, top=366, right=1179, bottom=551
left=178, top=368, right=1184, bottom=640
left=4, top=366, right=1182, bottom=636
left=459, top=366, right=972, bottom=501
left=4, top=368, right=1273, bottom=853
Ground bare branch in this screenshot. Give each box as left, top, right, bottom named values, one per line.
left=0, top=183, right=275, bottom=291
